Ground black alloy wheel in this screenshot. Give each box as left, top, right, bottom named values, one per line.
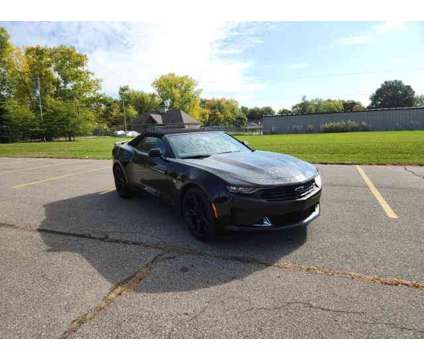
left=113, top=165, right=133, bottom=198
left=182, top=188, right=217, bottom=241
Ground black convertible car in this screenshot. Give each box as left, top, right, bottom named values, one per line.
left=112, top=129, right=321, bottom=241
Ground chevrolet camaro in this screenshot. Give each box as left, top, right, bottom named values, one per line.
left=112, top=129, right=321, bottom=241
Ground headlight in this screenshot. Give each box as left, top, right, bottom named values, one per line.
left=314, top=174, right=322, bottom=188
left=226, top=185, right=259, bottom=194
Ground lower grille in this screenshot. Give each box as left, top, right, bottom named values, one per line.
left=231, top=205, right=318, bottom=228
left=269, top=206, right=316, bottom=227
left=259, top=179, right=315, bottom=201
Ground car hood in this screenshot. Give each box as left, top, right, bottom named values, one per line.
left=175, top=150, right=317, bottom=186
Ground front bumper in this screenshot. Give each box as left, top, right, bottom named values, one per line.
left=216, top=187, right=321, bottom=232
left=225, top=203, right=320, bottom=232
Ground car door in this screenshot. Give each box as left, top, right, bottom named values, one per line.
left=125, top=136, right=146, bottom=187
left=132, top=136, right=176, bottom=202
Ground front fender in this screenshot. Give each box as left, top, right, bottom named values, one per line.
left=176, top=165, right=231, bottom=214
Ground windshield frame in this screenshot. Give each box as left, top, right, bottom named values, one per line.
left=164, top=131, right=251, bottom=159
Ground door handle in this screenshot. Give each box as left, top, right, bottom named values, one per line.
left=151, top=165, right=167, bottom=175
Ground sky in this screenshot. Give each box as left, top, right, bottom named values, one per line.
left=1, top=21, right=424, bottom=109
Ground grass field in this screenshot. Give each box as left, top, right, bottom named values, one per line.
left=237, top=131, right=424, bottom=165
left=0, top=131, right=423, bottom=165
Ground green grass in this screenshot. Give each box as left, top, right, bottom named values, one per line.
left=0, top=131, right=423, bottom=165
left=237, top=131, right=424, bottom=165
left=0, top=136, right=125, bottom=160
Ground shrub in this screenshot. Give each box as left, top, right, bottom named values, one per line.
left=92, top=124, right=110, bottom=136
left=4, top=100, right=38, bottom=141
left=320, top=120, right=368, bottom=133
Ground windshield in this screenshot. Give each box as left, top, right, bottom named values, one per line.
left=166, top=131, right=250, bottom=159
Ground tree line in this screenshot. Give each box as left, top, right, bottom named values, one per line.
left=1, top=26, right=423, bottom=142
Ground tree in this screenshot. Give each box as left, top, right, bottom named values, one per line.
left=124, top=88, right=161, bottom=115
left=118, top=85, right=158, bottom=129
left=43, top=97, right=95, bottom=141
left=291, top=96, right=309, bottom=114
left=233, top=111, right=247, bottom=128
left=259, top=106, right=275, bottom=117
left=152, top=73, right=202, bottom=118
left=240, top=106, right=249, bottom=117
left=98, top=96, right=123, bottom=129
left=291, top=98, right=363, bottom=114
left=369, top=80, right=415, bottom=108
left=0, top=27, right=14, bottom=141
left=0, top=27, right=13, bottom=101
left=118, top=85, right=161, bottom=116
left=199, top=98, right=244, bottom=127
left=4, top=43, right=101, bottom=141
left=278, top=108, right=292, bottom=115
left=3, top=99, right=37, bottom=142
left=342, top=100, right=365, bottom=112
left=415, top=95, right=424, bottom=107
left=50, top=46, right=100, bottom=103
left=242, top=106, right=275, bottom=122
left=291, top=97, right=344, bottom=114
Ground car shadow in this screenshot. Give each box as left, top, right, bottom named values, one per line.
left=40, top=191, right=307, bottom=293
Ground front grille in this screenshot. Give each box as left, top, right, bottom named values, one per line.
left=259, top=179, right=315, bottom=201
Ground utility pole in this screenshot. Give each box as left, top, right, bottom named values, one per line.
left=36, top=76, right=45, bottom=141
left=122, top=96, right=127, bottom=132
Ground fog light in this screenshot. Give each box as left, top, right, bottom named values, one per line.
left=254, top=217, right=272, bottom=227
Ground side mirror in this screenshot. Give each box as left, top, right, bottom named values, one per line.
left=148, top=148, right=163, bottom=158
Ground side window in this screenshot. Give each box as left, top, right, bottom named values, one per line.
left=134, top=136, right=165, bottom=153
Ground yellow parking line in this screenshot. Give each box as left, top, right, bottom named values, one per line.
left=12, top=167, right=110, bottom=189
left=99, top=187, right=115, bottom=195
left=356, top=165, right=398, bottom=219
left=2, top=162, right=69, bottom=175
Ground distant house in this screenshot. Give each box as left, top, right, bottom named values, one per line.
left=131, top=109, right=201, bottom=132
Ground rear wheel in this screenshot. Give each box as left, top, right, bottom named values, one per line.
left=113, top=165, right=133, bottom=198
left=182, top=188, right=217, bottom=241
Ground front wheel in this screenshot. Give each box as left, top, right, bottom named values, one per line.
left=113, top=165, right=133, bottom=198
left=182, top=188, right=217, bottom=241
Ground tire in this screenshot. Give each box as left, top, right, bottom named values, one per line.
left=113, top=164, right=133, bottom=198
left=182, top=187, right=217, bottom=241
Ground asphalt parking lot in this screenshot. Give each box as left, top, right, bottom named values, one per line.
left=1, top=157, right=423, bottom=338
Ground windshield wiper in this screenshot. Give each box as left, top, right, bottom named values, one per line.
left=181, top=154, right=211, bottom=159
left=216, top=150, right=240, bottom=155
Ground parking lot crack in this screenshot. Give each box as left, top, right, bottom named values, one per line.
left=165, top=303, right=211, bottom=337
left=2, top=221, right=424, bottom=293
left=266, top=261, right=424, bottom=291
left=60, top=252, right=171, bottom=338
left=241, top=301, right=365, bottom=316
left=186, top=304, right=210, bottom=323
left=404, top=166, right=424, bottom=181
